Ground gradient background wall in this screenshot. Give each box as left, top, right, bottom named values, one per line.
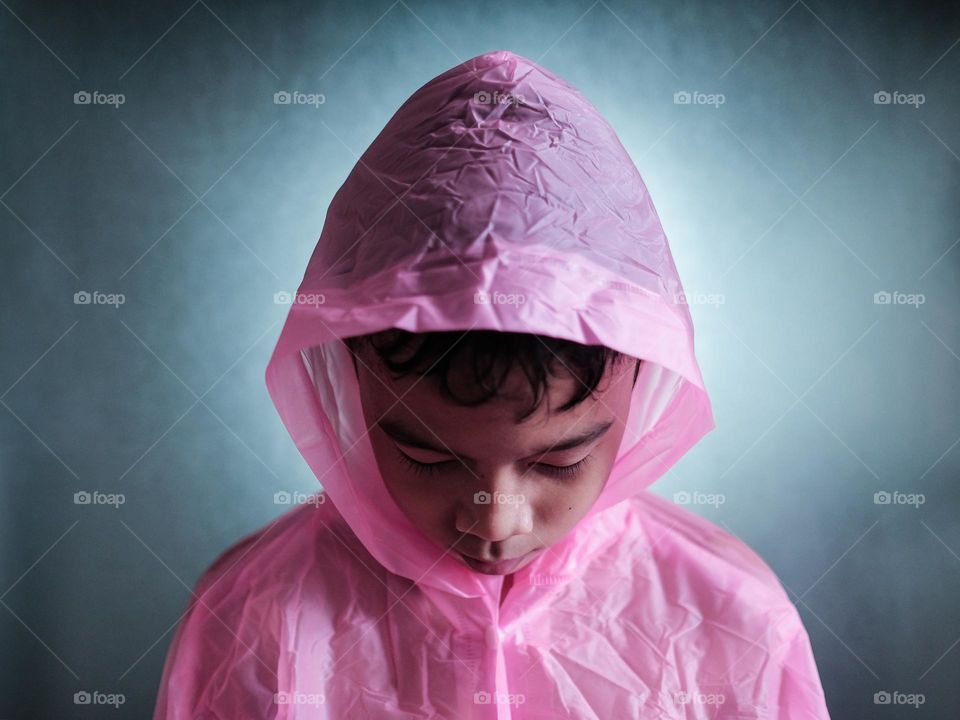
left=2, top=1, right=959, bottom=717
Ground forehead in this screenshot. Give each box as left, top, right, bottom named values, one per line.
left=355, top=347, right=633, bottom=449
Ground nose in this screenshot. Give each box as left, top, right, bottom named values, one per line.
left=456, top=472, right=533, bottom=544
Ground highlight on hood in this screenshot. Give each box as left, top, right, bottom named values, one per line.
left=344, top=328, right=643, bottom=423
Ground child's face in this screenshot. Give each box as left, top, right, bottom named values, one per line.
left=355, top=346, right=635, bottom=576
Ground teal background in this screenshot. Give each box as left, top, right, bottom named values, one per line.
left=2, top=1, right=959, bottom=717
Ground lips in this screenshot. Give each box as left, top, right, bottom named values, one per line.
left=457, top=551, right=529, bottom=574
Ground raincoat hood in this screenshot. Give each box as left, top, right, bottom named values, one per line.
left=265, top=48, right=714, bottom=597
left=155, top=50, right=831, bottom=720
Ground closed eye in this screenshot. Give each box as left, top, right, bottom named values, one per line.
left=393, top=446, right=592, bottom=481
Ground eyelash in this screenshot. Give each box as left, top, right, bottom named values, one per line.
left=393, top=446, right=592, bottom=480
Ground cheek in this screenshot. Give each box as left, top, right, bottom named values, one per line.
left=539, top=471, right=606, bottom=518
left=529, top=464, right=613, bottom=540
left=371, top=443, right=456, bottom=525
left=381, top=473, right=454, bottom=540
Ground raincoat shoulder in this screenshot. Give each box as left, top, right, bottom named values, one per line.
left=629, top=492, right=830, bottom=718
left=152, top=499, right=360, bottom=719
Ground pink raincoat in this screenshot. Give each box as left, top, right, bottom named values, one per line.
left=154, top=50, right=831, bottom=719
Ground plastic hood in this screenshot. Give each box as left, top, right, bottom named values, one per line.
left=264, top=49, right=715, bottom=598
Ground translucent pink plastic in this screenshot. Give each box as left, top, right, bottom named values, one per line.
left=154, top=50, right=831, bottom=719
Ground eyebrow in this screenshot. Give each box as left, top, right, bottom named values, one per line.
left=376, top=417, right=615, bottom=462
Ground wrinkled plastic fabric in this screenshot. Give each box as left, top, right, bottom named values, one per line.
left=153, top=50, right=831, bottom=719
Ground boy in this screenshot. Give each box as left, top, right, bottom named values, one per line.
left=154, top=50, right=831, bottom=718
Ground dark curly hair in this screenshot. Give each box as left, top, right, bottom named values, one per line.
left=344, top=329, right=641, bottom=423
